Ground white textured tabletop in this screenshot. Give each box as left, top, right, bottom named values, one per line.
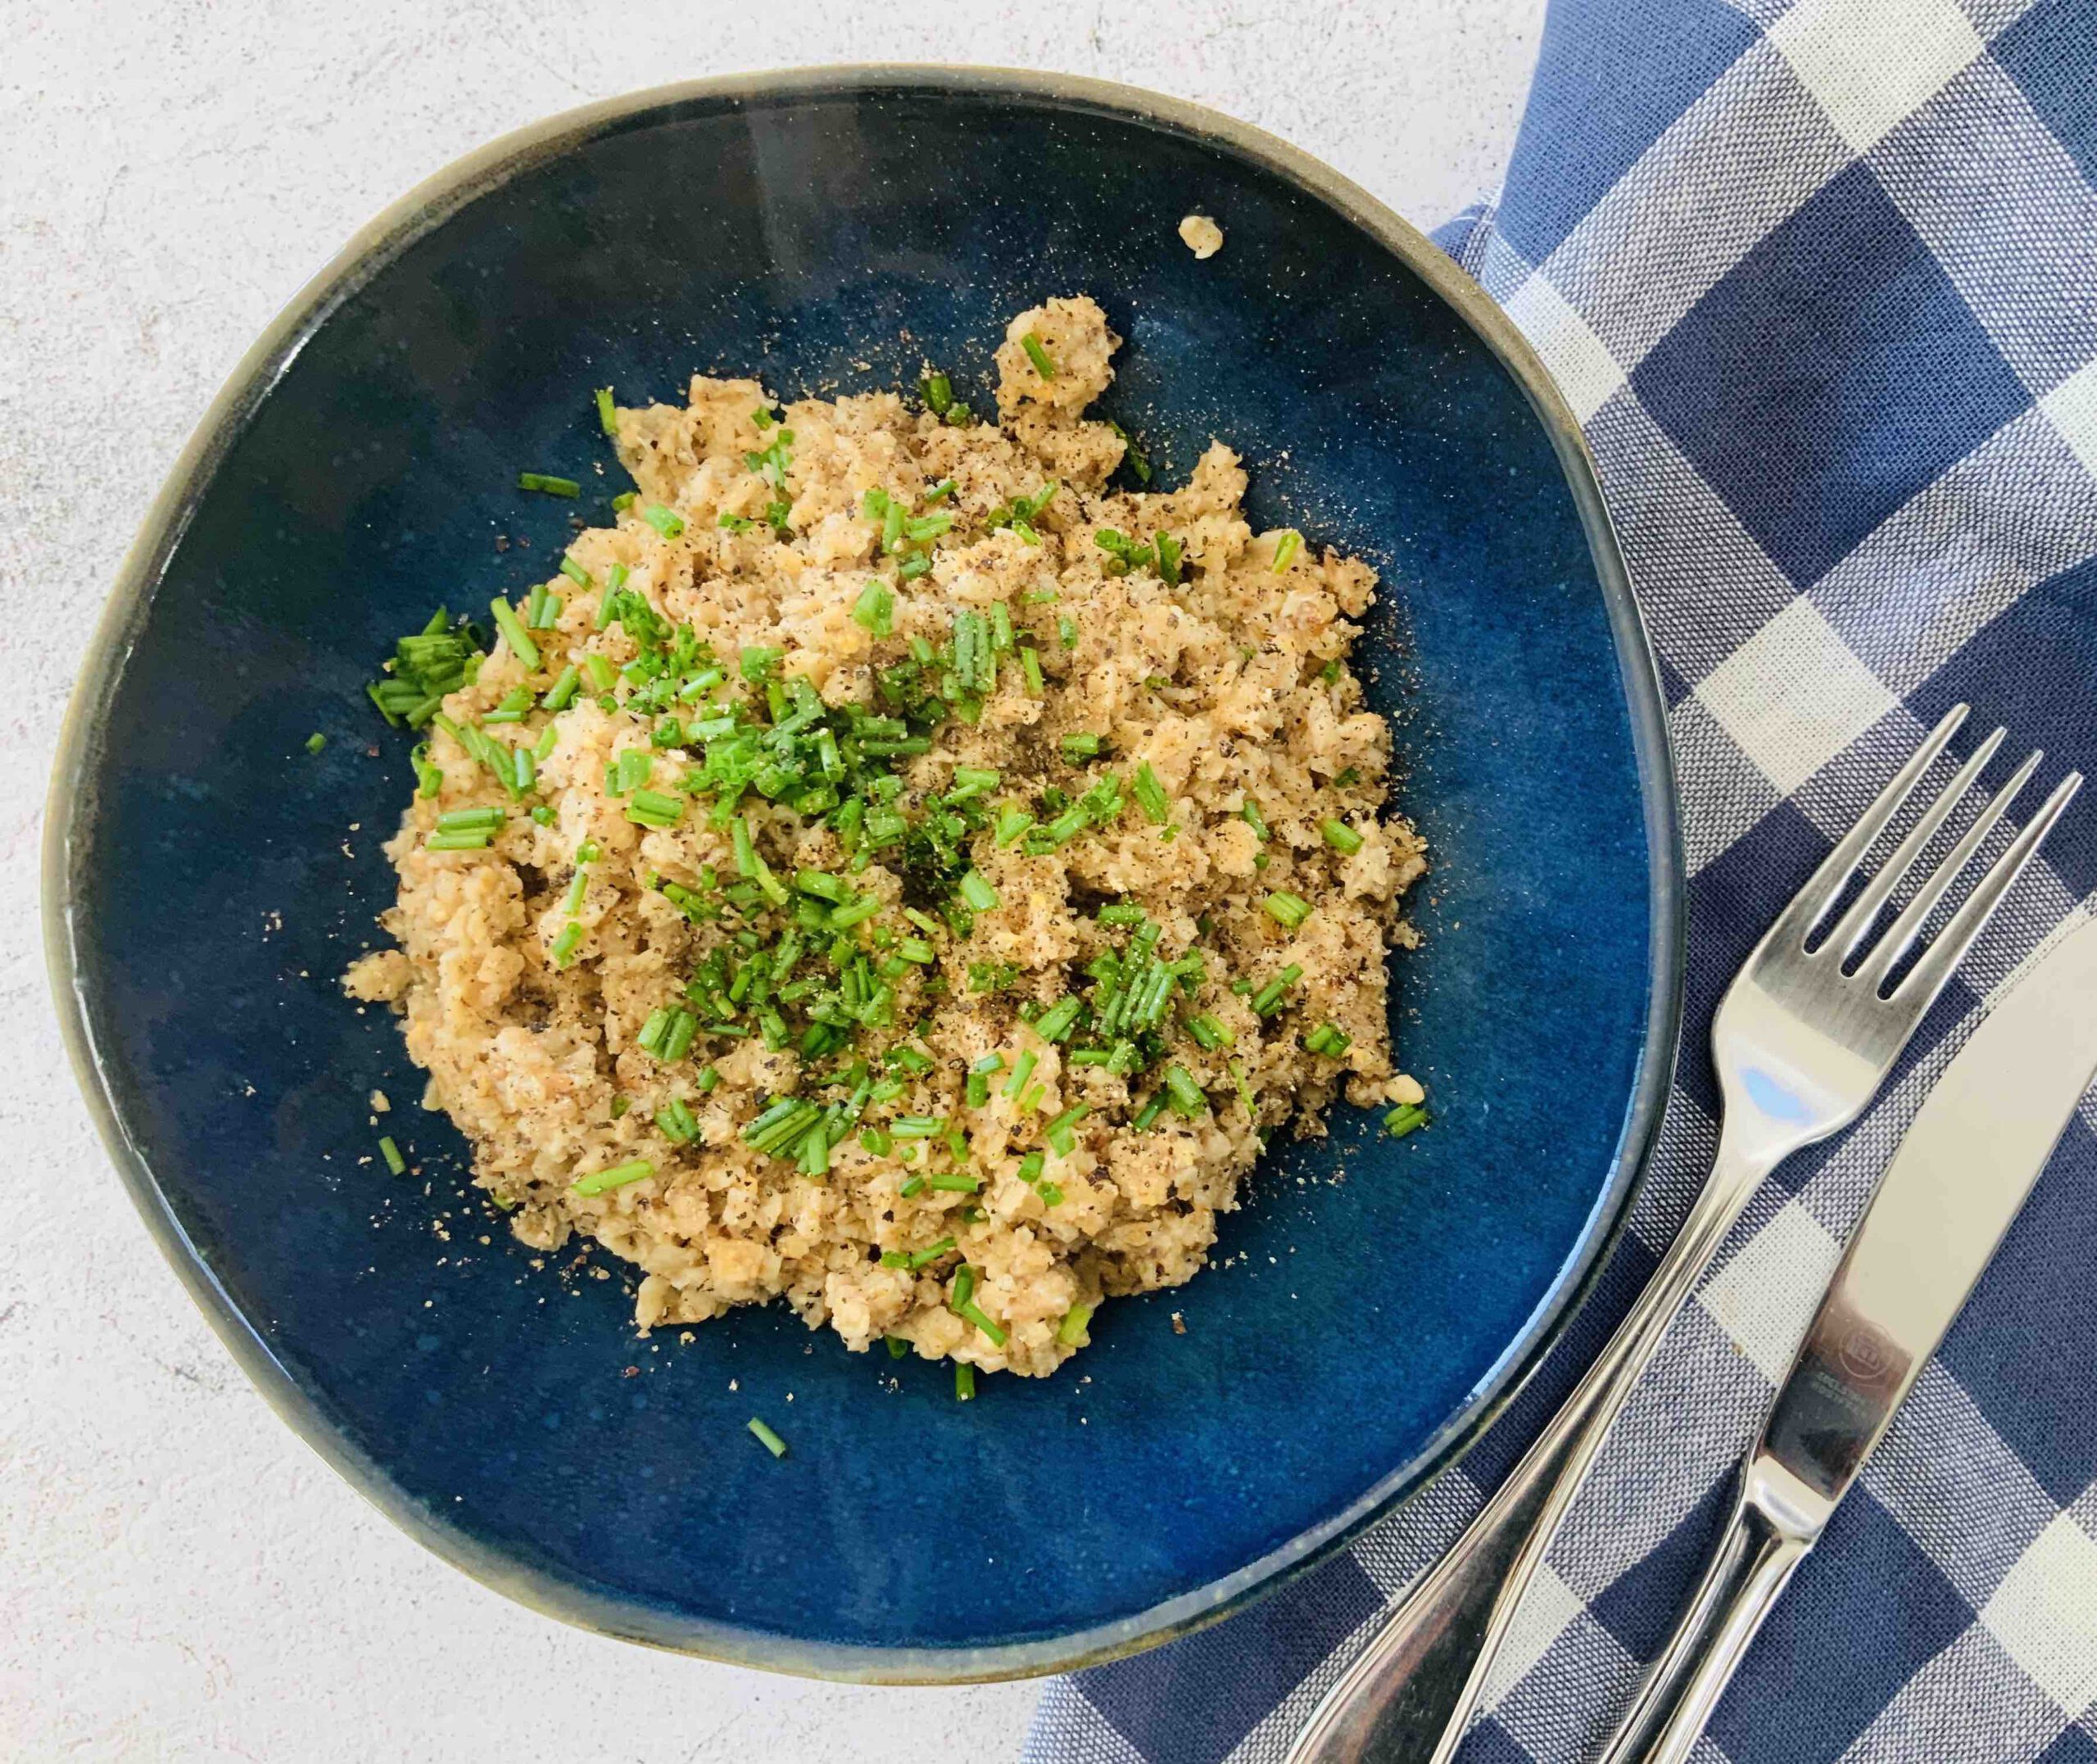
left=2, top=3, right=1540, bottom=1757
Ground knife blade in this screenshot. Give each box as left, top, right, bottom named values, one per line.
left=1764, top=911, right=2097, bottom=1510
left=1602, top=911, right=2097, bottom=1764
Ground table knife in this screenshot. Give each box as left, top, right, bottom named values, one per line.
left=1600, top=911, right=2097, bottom=1764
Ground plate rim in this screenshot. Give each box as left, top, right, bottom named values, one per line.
left=42, top=64, right=1686, bottom=1684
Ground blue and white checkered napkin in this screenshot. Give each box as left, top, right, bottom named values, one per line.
left=1029, top=2, right=2097, bottom=1759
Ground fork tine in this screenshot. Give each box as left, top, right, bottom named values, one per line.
left=1767, top=703, right=1969, bottom=951
left=1882, top=770, right=2082, bottom=1008
left=1821, top=725, right=2006, bottom=965
left=1855, top=749, right=2043, bottom=992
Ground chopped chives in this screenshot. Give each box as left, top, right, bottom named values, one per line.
left=550, top=922, right=584, bottom=968
left=659, top=1009, right=698, bottom=1063
left=746, top=1417, right=788, bottom=1459
left=955, top=1363, right=976, bottom=1401
left=518, top=472, right=580, bottom=497
left=378, top=1135, right=405, bottom=1175
left=923, top=371, right=953, bottom=415
left=541, top=665, right=581, bottom=711
left=559, top=554, right=591, bottom=589
left=927, top=1172, right=981, bottom=1193
left=1385, top=1103, right=1429, bottom=1139
left=1185, top=1014, right=1232, bottom=1051
left=1241, top=798, right=1270, bottom=841
left=1057, top=1303, right=1094, bottom=1347
left=410, top=744, right=443, bottom=798
left=436, top=807, right=505, bottom=832
left=695, top=1065, right=721, bottom=1092
left=304, top=731, right=327, bottom=754
left=887, top=1334, right=909, bottom=1359
left=1060, top=733, right=1103, bottom=762
left=1163, top=1065, right=1207, bottom=1116
left=1020, top=647, right=1044, bottom=697
left=1003, top=1052, right=1038, bottom=1097
left=642, top=503, right=686, bottom=540
left=890, top=1116, right=943, bottom=1139
left=596, top=386, right=618, bottom=436
left=1132, top=1094, right=1167, bottom=1131
left=656, top=1097, right=699, bottom=1143
left=899, top=1174, right=925, bottom=1197
left=851, top=580, right=895, bottom=636
left=994, top=805, right=1035, bottom=847
left=573, top=1158, right=654, bottom=1196
left=1265, top=892, right=1313, bottom=930
left=908, top=1237, right=958, bottom=1269
left=1058, top=616, right=1079, bottom=649
left=1044, top=1102, right=1089, bottom=1155
left=1251, top=964, right=1304, bottom=1016
left=1156, top=531, right=1184, bottom=586
left=957, top=870, right=999, bottom=911
left=1306, top=1022, right=1352, bottom=1057
left=1020, top=332, right=1056, bottom=379
left=1271, top=529, right=1302, bottom=572
left=583, top=654, right=617, bottom=692
left=1132, top=762, right=1170, bottom=824
left=488, top=596, right=541, bottom=672
left=613, top=491, right=636, bottom=510
left=426, top=829, right=495, bottom=852
left=1321, top=817, right=1364, bottom=854
left=958, top=1300, right=1007, bottom=1346
left=1034, top=997, right=1082, bottom=1043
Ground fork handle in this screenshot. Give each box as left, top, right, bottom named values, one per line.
left=1289, top=1129, right=1779, bottom=1764
left=1596, top=1463, right=1816, bottom=1764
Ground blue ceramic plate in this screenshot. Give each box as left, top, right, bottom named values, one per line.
left=46, top=70, right=1681, bottom=1680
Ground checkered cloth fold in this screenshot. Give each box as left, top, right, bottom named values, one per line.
left=1027, top=2, right=2097, bottom=1759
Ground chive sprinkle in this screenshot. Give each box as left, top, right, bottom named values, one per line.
left=378, top=1135, right=405, bottom=1175
left=747, top=1417, right=788, bottom=1459
left=1385, top=1102, right=1429, bottom=1139
left=1057, top=1302, right=1094, bottom=1347
left=1044, top=1102, right=1090, bottom=1155
left=955, top=1363, right=976, bottom=1401
left=1321, top=817, right=1364, bottom=854
left=1265, top=892, right=1313, bottom=930
left=1271, top=529, right=1302, bottom=572
left=518, top=472, right=580, bottom=497
left=559, top=554, right=591, bottom=588
left=304, top=731, right=327, bottom=754
left=595, top=386, right=618, bottom=436
left=573, top=1158, right=654, bottom=1196
left=642, top=503, right=686, bottom=540
left=1251, top=964, right=1304, bottom=1016
left=487, top=596, right=541, bottom=672
left=957, top=870, right=999, bottom=912
left=958, top=1300, right=1007, bottom=1347
left=1020, top=332, right=1056, bottom=379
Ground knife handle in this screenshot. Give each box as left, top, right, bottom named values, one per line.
left=1598, top=1459, right=1821, bottom=1764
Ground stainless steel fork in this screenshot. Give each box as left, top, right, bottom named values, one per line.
left=1289, top=703, right=2081, bottom=1764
